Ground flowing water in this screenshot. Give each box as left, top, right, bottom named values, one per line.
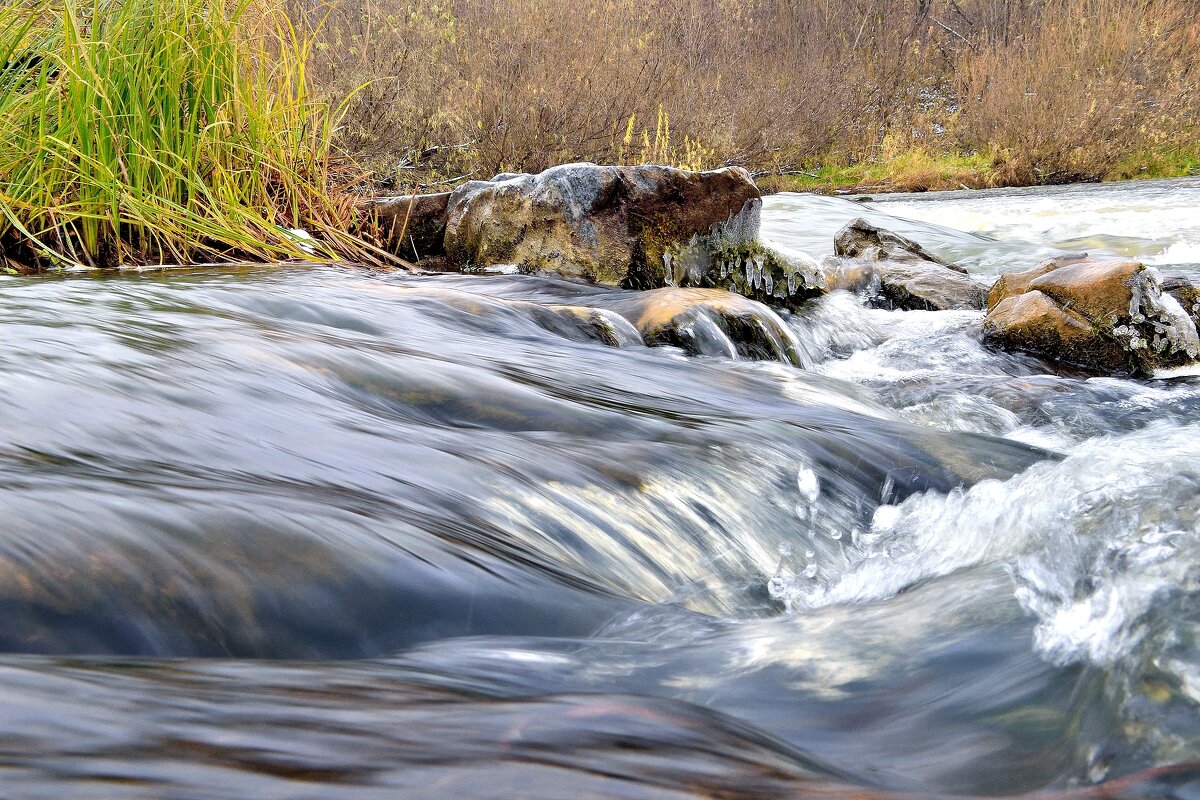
left=3, top=178, right=1200, bottom=798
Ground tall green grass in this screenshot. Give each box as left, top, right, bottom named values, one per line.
left=0, top=0, right=372, bottom=272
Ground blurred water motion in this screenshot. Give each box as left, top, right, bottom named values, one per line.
left=0, top=178, right=1199, bottom=797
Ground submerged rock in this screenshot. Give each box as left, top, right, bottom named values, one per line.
left=983, top=257, right=1200, bottom=376
left=519, top=303, right=644, bottom=349
left=830, top=218, right=985, bottom=311
left=390, top=285, right=643, bottom=349
left=599, top=287, right=803, bottom=366
left=439, top=163, right=824, bottom=307
left=834, top=217, right=965, bottom=272
left=382, top=282, right=807, bottom=363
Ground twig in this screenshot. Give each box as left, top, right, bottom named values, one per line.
left=933, top=18, right=974, bottom=49
left=417, top=171, right=476, bottom=190
left=751, top=168, right=819, bottom=179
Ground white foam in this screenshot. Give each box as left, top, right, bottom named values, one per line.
left=770, top=421, right=1200, bottom=670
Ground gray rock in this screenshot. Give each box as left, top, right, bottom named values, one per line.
left=830, top=218, right=985, bottom=311
left=872, top=262, right=986, bottom=311
left=834, top=218, right=966, bottom=273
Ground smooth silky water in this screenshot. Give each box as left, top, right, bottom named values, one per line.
left=2, top=179, right=1200, bottom=798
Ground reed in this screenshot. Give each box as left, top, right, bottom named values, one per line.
left=0, top=0, right=370, bottom=272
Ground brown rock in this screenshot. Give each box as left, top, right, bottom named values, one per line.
left=983, top=290, right=1132, bottom=373
left=1027, top=259, right=1143, bottom=327
left=982, top=258, right=1200, bottom=376
left=601, top=287, right=803, bottom=366
left=986, top=253, right=1089, bottom=310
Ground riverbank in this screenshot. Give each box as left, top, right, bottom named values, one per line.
left=308, top=0, right=1200, bottom=200
left=756, top=148, right=1200, bottom=196
left=0, top=0, right=375, bottom=273
left=3, top=0, right=1198, bottom=272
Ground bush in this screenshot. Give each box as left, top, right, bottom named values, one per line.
left=300, top=0, right=1200, bottom=192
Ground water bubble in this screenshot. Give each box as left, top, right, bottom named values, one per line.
left=794, top=503, right=810, bottom=521
left=796, top=465, right=820, bottom=504
left=805, top=549, right=815, bottom=559
left=829, top=529, right=842, bottom=540
left=803, top=564, right=818, bottom=578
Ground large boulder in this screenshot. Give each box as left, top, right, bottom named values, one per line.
left=982, top=257, right=1200, bottom=376
left=440, top=163, right=825, bottom=308
left=830, top=218, right=986, bottom=311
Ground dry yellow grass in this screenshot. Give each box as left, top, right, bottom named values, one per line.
left=300, top=0, right=1200, bottom=192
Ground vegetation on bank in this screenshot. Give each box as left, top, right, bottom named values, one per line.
left=0, top=0, right=1196, bottom=271
left=760, top=147, right=1200, bottom=195
left=0, top=0, right=375, bottom=272
left=305, top=0, right=1200, bottom=194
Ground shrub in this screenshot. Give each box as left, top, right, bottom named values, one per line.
left=300, top=0, right=1200, bottom=192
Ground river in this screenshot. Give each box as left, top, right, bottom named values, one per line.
left=1, top=178, right=1199, bottom=798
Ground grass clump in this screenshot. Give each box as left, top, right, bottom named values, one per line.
left=760, top=148, right=1003, bottom=195
left=0, top=0, right=373, bottom=272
